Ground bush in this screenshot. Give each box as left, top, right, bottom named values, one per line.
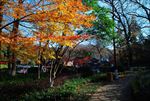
left=131, top=70, right=150, bottom=101
left=22, top=77, right=91, bottom=101
left=90, top=73, right=107, bottom=82
left=20, top=73, right=107, bottom=101
left=28, top=67, right=38, bottom=73
left=79, top=66, right=94, bottom=77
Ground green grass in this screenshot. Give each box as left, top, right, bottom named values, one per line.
left=0, top=64, right=8, bottom=69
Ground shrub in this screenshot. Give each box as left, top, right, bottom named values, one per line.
left=131, top=70, right=150, bottom=101
left=22, top=77, right=91, bottom=101
left=90, top=73, right=107, bottom=82
left=28, top=67, right=38, bottom=73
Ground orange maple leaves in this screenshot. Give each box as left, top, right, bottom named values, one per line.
left=0, top=0, right=95, bottom=62
left=30, top=0, right=95, bottom=47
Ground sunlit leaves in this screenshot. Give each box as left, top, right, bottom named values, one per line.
left=0, top=0, right=95, bottom=64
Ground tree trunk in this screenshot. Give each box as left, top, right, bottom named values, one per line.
left=11, top=21, right=19, bottom=76
left=49, top=75, right=54, bottom=87
left=49, top=62, right=54, bottom=87
left=126, top=40, right=133, bottom=68
left=38, top=65, right=41, bottom=79
left=10, top=0, right=23, bottom=76
left=113, top=37, right=117, bottom=68
left=0, top=1, right=4, bottom=68
left=7, top=46, right=12, bottom=74
left=11, top=53, right=16, bottom=76
left=49, top=60, right=60, bottom=87
left=112, top=0, right=117, bottom=69
left=11, top=35, right=18, bottom=76
left=37, top=41, right=42, bottom=79
left=38, top=63, right=42, bottom=79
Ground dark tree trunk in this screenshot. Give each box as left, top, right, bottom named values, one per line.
left=11, top=21, right=19, bottom=76
left=7, top=46, right=12, bottom=75
left=38, top=64, right=41, bottom=79
left=112, top=0, right=117, bottom=69
left=11, top=52, right=16, bottom=76
left=10, top=0, right=23, bottom=76
left=113, top=37, right=117, bottom=68
left=126, top=39, right=133, bottom=68
left=0, top=1, right=4, bottom=67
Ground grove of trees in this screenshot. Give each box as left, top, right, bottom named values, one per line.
left=0, top=0, right=150, bottom=87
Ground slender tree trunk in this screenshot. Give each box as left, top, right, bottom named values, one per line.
left=126, top=39, right=132, bottom=68
left=38, top=64, right=41, bottom=79
left=37, top=41, right=42, bottom=79
left=49, top=59, right=61, bottom=87
left=38, top=56, right=43, bottom=79
left=49, top=61, right=54, bottom=87
left=113, top=37, right=117, bottom=68
left=7, top=46, right=12, bottom=74
left=112, top=0, right=117, bottom=69
left=49, top=70, right=55, bottom=87
left=11, top=52, right=16, bottom=76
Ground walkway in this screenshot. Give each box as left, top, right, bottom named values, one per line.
left=89, top=73, right=133, bottom=101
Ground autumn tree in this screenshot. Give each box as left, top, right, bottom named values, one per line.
left=0, top=0, right=5, bottom=68
left=1, top=0, right=95, bottom=85
left=0, top=1, right=95, bottom=88
left=0, top=0, right=46, bottom=75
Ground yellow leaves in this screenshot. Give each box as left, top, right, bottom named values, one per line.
left=49, top=55, right=56, bottom=59
left=41, top=47, right=56, bottom=60
left=50, top=23, right=65, bottom=32
left=0, top=0, right=96, bottom=65
left=63, top=40, right=73, bottom=47
left=0, top=35, right=11, bottom=44
left=36, top=60, right=41, bottom=64
left=28, top=0, right=96, bottom=48
left=34, top=0, right=95, bottom=28
left=9, top=1, right=26, bottom=19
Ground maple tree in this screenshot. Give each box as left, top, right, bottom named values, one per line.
left=0, top=0, right=43, bottom=75
left=27, top=0, right=94, bottom=86
left=0, top=0, right=95, bottom=86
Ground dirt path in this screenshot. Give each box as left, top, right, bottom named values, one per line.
left=89, top=73, right=133, bottom=101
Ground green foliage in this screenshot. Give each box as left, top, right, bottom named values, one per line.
left=0, top=64, right=8, bottom=69
left=84, top=1, right=119, bottom=47
left=82, top=0, right=98, bottom=7
left=59, top=78, right=89, bottom=93
left=90, top=4, right=114, bottom=36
